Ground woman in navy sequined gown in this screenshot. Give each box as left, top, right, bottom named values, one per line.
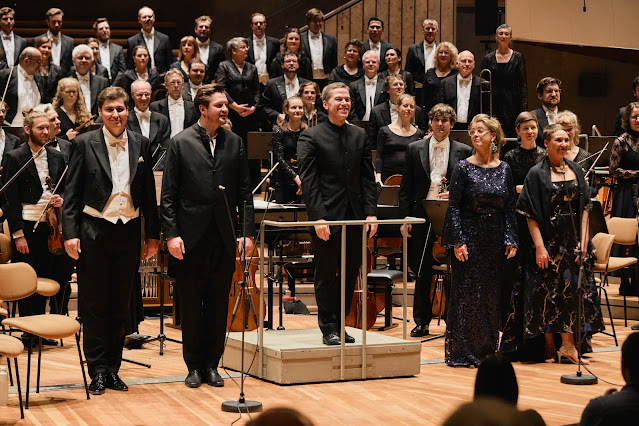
left=442, top=114, right=518, bottom=367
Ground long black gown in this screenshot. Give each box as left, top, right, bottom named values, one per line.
left=442, top=160, right=518, bottom=367
left=375, top=126, right=425, bottom=181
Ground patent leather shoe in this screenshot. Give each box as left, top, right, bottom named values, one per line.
left=185, top=369, right=202, bottom=388
left=410, top=324, right=429, bottom=337
left=106, top=373, right=128, bottom=391
left=41, top=337, right=59, bottom=346
left=322, top=332, right=340, bottom=346
left=344, top=332, right=355, bottom=343
left=89, top=373, right=107, bottom=395
left=202, top=368, right=224, bottom=387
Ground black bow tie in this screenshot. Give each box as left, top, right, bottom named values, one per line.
left=48, top=139, right=58, bottom=147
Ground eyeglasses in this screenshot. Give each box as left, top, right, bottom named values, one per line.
left=630, top=115, right=639, bottom=121
left=469, top=128, right=490, bottom=136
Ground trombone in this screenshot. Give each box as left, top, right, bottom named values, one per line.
left=480, top=68, right=493, bottom=117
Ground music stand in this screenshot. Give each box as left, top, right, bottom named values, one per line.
left=420, top=199, right=450, bottom=343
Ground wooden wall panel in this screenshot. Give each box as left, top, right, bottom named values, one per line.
left=428, top=0, right=442, bottom=43
left=350, top=2, right=365, bottom=43
left=337, top=10, right=351, bottom=63
left=441, top=0, right=455, bottom=44
left=388, top=0, right=402, bottom=49
left=376, top=0, right=390, bottom=39
left=363, top=0, right=377, bottom=30
left=402, top=0, right=416, bottom=55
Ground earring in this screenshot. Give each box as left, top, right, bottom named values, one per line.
left=490, top=140, right=498, bottom=153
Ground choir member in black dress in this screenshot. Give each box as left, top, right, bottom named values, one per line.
left=269, top=28, right=312, bottom=81
left=422, top=42, right=458, bottom=120
left=508, top=124, right=603, bottom=365
left=272, top=96, right=306, bottom=203
left=113, top=45, right=161, bottom=99
left=298, top=81, right=327, bottom=126
left=327, top=40, right=364, bottom=85
left=375, top=94, right=425, bottom=183
left=52, top=77, right=92, bottom=140
left=480, top=24, right=527, bottom=138
left=35, top=37, right=63, bottom=104
left=555, top=110, right=593, bottom=172
left=442, top=114, right=518, bottom=367
left=170, top=36, right=199, bottom=81
left=378, top=47, right=415, bottom=96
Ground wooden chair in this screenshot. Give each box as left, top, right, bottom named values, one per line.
left=591, top=232, right=620, bottom=345
left=0, top=334, right=24, bottom=418
left=0, top=263, right=89, bottom=409
left=606, top=217, right=639, bottom=326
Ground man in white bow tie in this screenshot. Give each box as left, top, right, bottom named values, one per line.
left=63, top=87, right=160, bottom=395
left=125, top=6, right=173, bottom=74
left=181, top=59, right=206, bottom=102
left=349, top=50, right=385, bottom=121
left=405, top=19, right=439, bottom=105
left=150, top=69, right=198, bottom=138
left=0, top=47, right=45, bottom=126
left=70, top=44, right=109, bottom=115
left=0, top=7, right=27, bottom=66
left=301, top=8, right=337, bottom=91
left=441, top=50, right=485, bottom=130
left=33, top=8, right=74, bottom=75
left=128, top=80, right=170, bottom=169
left=193, top=15, right=225, bottom=84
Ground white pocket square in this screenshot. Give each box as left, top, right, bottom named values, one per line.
left=138, top=156, right=144, bottom=163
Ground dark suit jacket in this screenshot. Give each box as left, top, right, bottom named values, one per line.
left=367, top=101, right=427, bottom=144
left=200, top=39, right=226, bottom=84
left=532, top=107, right=552, bottom=147
left=378, top=69, right=415, bottom=96
left=2, top=132, right=20, bottom=158
left=2, top=143, right=66, bottom=234
left=405, top=41, right=438, bottom=87
left=62, top=129, right=160, bottom=241
left=246, top=34, right=280, bottom=69
left=441, top=74, right=483, bottom=129
left=161, top=124, right=254, bottom=255
left=53, top=137, right=73, bottom=163
left=112, top=69, right=161, bottom=100
left=0, top=68, right=45, bottom=124
left=149, top=98, right=198, bottom=132
left=125, top=30, right=174, bottom=74
left=126, top=111, right=171, bottom=169
left=40, top=63, right=63, bottom=104
left=300, top=31, right=337, bottom=77
left=69, top=71, right=110, bottom=115
left=1, top=34, right=27, bottom=66
left=362, top=40, right=394, bottom=72
left=94, top=41, right=126, bottom=81
left=259, top=76, right=310, bottom=125
left=297, top=121, right=377, bottom=227
left=34, top=32, right=74, bottom=74
left=349, top=76, right=387, bottom=120
left=399, top=137, right=472, bottom=218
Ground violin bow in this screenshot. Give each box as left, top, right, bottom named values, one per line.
left=1, top=66, right=14, bottom=106
left=583, top=142, right=609, bottom=179
left=73, top=114, right=97, bottom=132
left=33, top=164, right=69, bottom=231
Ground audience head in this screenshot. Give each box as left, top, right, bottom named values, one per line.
left=85, top=38, right=100, bottom=60
left=250, top=13, right=267, bottom=38
left=131, top=45, right=150, bottom=69
left=281, top=28, right=302, bottom=54
left=362, top=50, right=380, bottom=78
left=93, top=18, right=111, bottom=43
left=0, top=7, right=15, bottom=35
left=19, top=47, right=42, bottom=76
left=282, top=51, right=300, bottom=75
left=33, top=103, right=61, bottom=140
left=45, top=8, right=64, bottom=35
left=227, top=37, right=249, bottom=59
left=188, top=59, right=206, bottom=85
left=194, top=83, right=228, bottom=130
left=622, top=332, right=639, bottom=384
left=138, top=6, right=155, bottom=32
left=434, top=42, right=458, bottom=71
left=430, top=103, right=456, bottom=141
left=35, top=38, right=52, bottom=63
left=457, top=50, right=475, bottom=78
left=22, top=109, right=50, bottom=145
left=474, top=354, right=519, bottom=405
left=555, top=110, right=581, bottom=147
left=131, top=80, right=153, bottom=111
left=443, top=398, right=542, bottom=426
left=343, top=40, right=363, bottom=65
left=367, top=17, right=384, bottom=43
left=246, top=406, right=314, bottom=426
left=515, top=111, right=539, bottom=145
left=72, top=44, right=94, bottom=76
left=422, top=19, right=439, bottom=44
left=322, top=82, right=350, bottom=124
left=97, top=87, right=129, bottom=136
left=495, top=24, right=513, bottom=47
left=281, top=96, right=308, bottom=132
left=621, top=101, right=639, bottom=133
left=469, top=113, right=504, bottom=159
left=178, top=35, right=199, bottom=62
left=0, top=100, right=7, bottom=126
left=632, top=75, right=639, bottom=100
left=164, top=69, right=185, bottom=100
left=536, top=77, right=562, bottom=109
left=194, top=15, right=212, bottom=41
left=298, top=81, right=321, bottom=109
left=384, top=47, right=402, bottom=70
left=385, top=75, right=406, bottom=102
left=306, top=8, right=324, bottom=33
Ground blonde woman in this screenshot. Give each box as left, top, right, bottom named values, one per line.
left=52, top=77, right=91, bottom=140
left=423, top=41, right=458, bottom=114
left=556, top=110, right=592, bottom=171
left=170, top=35, right=200, bottom=80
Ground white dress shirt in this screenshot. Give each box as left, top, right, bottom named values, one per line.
left=197, top=120, right=216, bottom=158
left=142, top=28, right=156, bottom=70
left=424, top=41, right=436, bottom=71
left=197, top=39, right=209, bottom=65
left=309, top=31, right=328, bottom=79
left=390, top=102, right=398, bottom=124
left=135, top=107, right=152, bottom=138
left=1, top=31, right=14, bottom=65
left=47, top=30, right=62, bottom=66
left=0, top=128, right=5, bottom=165
left=17, top=147, right=52, bottom=230
left=252, top=35, right=268, bottom=77
left=83, top=127, right=139, bottom=223
left=77, top=73, right=92, bottom=112
left=368, top=40, right=381, bottom=61
left=456, top=74, right=472, bottom=124
left=363, top=75, right=378, bottom=121
left=284, top=75, right=300, bottom=99
left=427, top=136, right=450, bottom=199
left=543, top=105, right=558, bottom=125
left=189, top=82, right=202, bottom=100
left=12, top=65, right=41, bottom=127
left=168, top=96, right=185, bottom=138
left=98, top=42, right=111, bottom=78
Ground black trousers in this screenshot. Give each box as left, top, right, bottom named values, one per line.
left=50, top=253, right=75, bottom=315
left=311, top=224, right=363, bottom=336
left=14, top=221, right=53, bottom=317
left=77, top=215, right=141, bottom=378
left=173, top=221, right=235, bottom=371
left=409, top=222, right=435, bottom=327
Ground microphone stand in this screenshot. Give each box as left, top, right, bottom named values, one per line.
left=219, top=186, right=263, bottom=414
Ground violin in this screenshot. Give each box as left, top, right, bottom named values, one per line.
left=226, top=249, right=265, bottom=332
left=44, top=176, right=65, bottom=255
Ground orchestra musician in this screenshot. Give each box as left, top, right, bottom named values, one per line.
left=161, top=83, right=254, bottom=388
left=62, top=87, right=160, bottom=395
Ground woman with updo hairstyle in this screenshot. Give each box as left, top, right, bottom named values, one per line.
left=379, top=47, right=415, bottom=96
left=327, top=39, right=364, bottom=85
left=52, top=77, right=92, bottom=140
left=113, top=45, right=160, bottom=97
left=422, top=41, right=458, bottom=116
left=442, top=113, right=518, bottom=367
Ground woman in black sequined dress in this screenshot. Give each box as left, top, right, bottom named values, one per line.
left=442, top=114, right=518, bottom=367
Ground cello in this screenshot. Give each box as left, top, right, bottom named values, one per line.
left=345, top=240, right=378, bottom=331
left=226, top=250, right=264, bottom=332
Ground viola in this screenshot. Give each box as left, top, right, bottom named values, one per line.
left=44, top=176, right=65, bottom=255
left=226, top=251, right=265, bottom=332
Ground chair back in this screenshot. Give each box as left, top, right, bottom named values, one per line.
left=591, top=232, right=615, bottom=265
left=0, top=263, right=38, bottom=301
left=0, top=234, right=12, bottom=264
left=606, top=217, right=638, bottom=246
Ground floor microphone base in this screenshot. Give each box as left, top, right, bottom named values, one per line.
left=560, top=373, right=598, bottom=385
left=221, top=399, right=263, bottom=413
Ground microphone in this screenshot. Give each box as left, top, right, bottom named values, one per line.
left=218, top=185, right=226, bottom=191
left=145, top=17, right=152, bottom=24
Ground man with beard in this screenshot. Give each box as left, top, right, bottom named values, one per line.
left=182, top=59, right=206, bottom=102
left=260, top=51, right=309, bottom=127
left=93, top=18, right=126, bottom=82
left=531, top=77, right=562, bottom=147
left=193, top=15, right=225, bottom=84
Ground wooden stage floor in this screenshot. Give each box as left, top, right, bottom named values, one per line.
left=0, top=301, right=633, bottom=425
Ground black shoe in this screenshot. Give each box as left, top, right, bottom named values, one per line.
left=184, top=369, right=202, bottom=388
left=322, top=332, right=341, bottom=346
left=202, top=368, right=224, bottom=387
left=88, top=373, right=107, bottom=395
left=41, top=338, right=59, bottom=346
left=632, top=322, right=639, bottom=331
left=410, top=324, right=429, bottom=337
left=106, top=373, right=128, bottom=391
left=344, top=332, right=355, bottom=344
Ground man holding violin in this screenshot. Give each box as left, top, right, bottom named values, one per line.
left=161, top=83, right=254, bottom=389
left=1, top=108, right=65, bottom=346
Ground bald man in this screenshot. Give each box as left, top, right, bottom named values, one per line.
left=125, top=6, right=173, bottom=73
left=440, top=50, right=484, bottom=130
left=0, top=47, right=45, bottom=126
